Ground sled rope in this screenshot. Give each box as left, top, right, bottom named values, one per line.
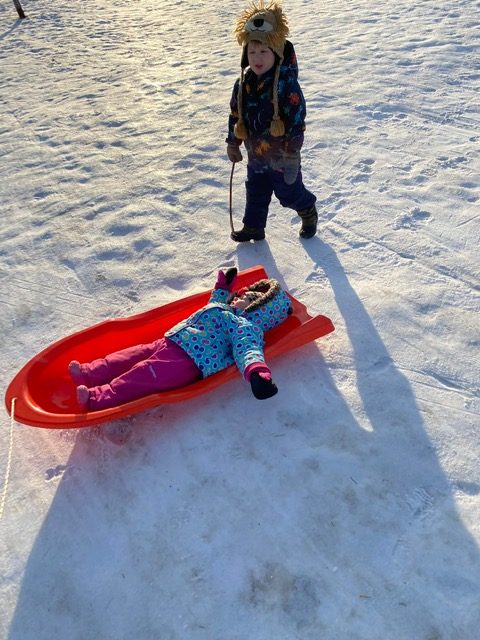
left=229, top=161, right=235, bottom=234
left=0, top=398, right=16, bottom=520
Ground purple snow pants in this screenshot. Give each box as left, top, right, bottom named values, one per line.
left=78, top=337, right=201, bottom=410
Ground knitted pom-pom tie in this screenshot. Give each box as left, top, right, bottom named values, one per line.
left=234, top=66, right=249, bottom=140
left=270, top=116, right=285, bottom=137
left=269, top=61, right=285, bottom=137
left=234, top=119, right=249, bottom=140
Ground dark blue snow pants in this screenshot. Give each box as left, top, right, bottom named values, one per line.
left=243, top=164, right=316, bottom=230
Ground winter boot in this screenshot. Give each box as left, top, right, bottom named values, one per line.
left=68, top=360, right=85, bottom=385
left=298, top=205, right=318, bottom=239
left=250, top=372, right=278, bottom=400
left=231, top=225, right=265, bottom=242
left=76, top=385, right=90, bottom=409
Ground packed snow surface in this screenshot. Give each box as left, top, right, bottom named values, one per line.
left=1, top=1, right=479, bottom=638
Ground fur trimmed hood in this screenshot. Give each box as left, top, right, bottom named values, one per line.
left=231, top=278, right=292, bottom=331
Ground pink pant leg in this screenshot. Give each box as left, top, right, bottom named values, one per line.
left=80, top=339, right=164, bottom=386
left=87, top=338, right=201, bottom=410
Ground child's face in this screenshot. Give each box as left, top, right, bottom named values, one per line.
left=230, top=291, right=256, bottom=310
left=247, top=41, right=275, bottom=76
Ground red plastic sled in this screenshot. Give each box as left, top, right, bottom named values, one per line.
left=5, top=266, right=334, bottom=429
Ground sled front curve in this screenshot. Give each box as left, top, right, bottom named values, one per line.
left=5, top=265, right=335, bottom=429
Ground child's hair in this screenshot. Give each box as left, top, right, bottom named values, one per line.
left=233, top=2, right=290, bottom=139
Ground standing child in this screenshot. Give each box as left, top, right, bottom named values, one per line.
left=226, top=1, right=318, bottom=242
left=69, top=268, right=292, bottom=410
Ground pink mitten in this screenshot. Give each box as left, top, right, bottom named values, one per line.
left=215, top=267, right=238, bottom=291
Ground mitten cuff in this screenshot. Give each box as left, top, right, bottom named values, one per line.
left=244, top=362, right=271, bottom=382
left=214, top=270, right=228, bottom=290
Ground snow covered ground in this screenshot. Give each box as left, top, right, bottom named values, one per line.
left=1, top=0, right=479, bottom=638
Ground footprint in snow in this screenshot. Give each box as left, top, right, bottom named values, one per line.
left=406, top=487, right=435, bottom=520
left=349, top=158, right=375, bottom=184
left=45, top=465, right=69, bottom=481
left=436, top=155, right=467, bottom=169
left=393, top=207, right=431, bottom=230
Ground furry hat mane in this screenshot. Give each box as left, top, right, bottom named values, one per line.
left=234, top=1, right=289, bottom=58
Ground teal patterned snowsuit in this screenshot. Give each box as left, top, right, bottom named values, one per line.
left=165, top=286, right=291, bottom=378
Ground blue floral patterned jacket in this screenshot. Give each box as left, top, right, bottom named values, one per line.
left=165, top=285, right=291, bottom=378
left=227, top=41, right=307, bottom=171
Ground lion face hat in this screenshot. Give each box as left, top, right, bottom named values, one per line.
left=235, top=1, right=289, bottom=60
left=233, top=2, right=290, bottom=140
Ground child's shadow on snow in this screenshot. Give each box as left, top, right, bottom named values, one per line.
left=308, top=236, right=417, bottom=435
left=304, top=236, right=423, bottom=435
left=232, top=239, right=285, bottom=288
left=295, top=237, right=480, bottom=599
left=0, top=20, right=23, bottom=42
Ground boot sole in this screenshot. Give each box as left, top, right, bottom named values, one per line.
left=231, top=233, right=265, bottom=242
left=299, top=227, right=317, bottom=239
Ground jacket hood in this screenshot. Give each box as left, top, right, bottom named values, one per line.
left=232, top=278, right=292, bottom=332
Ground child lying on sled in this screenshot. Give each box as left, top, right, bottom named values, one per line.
left=69, top=268, right=292, bottom=411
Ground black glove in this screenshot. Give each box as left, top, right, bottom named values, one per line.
left=250, top=372, right=278, bottom=400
